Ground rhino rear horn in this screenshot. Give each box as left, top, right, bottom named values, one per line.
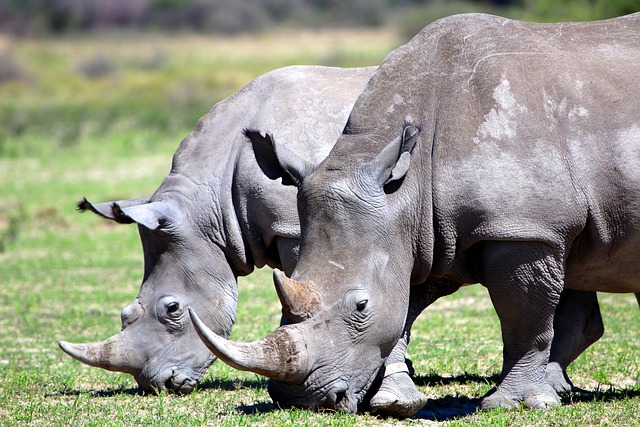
left=189, top=308, right=309, bottom=384
left=273, top=269, right=322, bottom=323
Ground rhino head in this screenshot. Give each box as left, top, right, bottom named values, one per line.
left=191, top=125, right=421, bottom=410
left=59, top=197, right=237, bottom=393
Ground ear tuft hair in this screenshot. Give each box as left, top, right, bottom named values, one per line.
left=76, top=197, right=90, bottom=213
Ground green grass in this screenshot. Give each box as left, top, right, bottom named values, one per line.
left=1, top=30, right=639, bottom=426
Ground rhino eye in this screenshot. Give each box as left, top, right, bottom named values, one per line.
left=356, top=300, right=368, bottom=312
left=167, top=302, right=180, bottom=314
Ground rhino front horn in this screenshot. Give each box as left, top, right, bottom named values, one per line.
left=273, top=268, right=322, bottom=323
left=189, top=308, right=309, bottom=383
left=58, top=334, right=137, bottom=374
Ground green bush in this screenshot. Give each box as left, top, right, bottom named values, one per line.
left=397, top=1, right=505, bottom=41
left=517, top=0, right=639, bottom=22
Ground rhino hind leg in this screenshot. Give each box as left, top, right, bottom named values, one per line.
left=546, top=289, right=604, bottom=393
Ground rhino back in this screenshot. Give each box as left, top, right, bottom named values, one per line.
left=170, top=65, right=377, bottom=178
left=327, top=14, right=640, bottom=285
left=428, top=14, right=640, bottom=287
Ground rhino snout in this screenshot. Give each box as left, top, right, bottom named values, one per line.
left=166, top=369, right=199, bottom=394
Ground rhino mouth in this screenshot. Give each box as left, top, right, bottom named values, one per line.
left=268, top=369, right=376, bottom=414
left=136, top=368, right=200, bottom=394
left=329, top=366, right=383, bottom=413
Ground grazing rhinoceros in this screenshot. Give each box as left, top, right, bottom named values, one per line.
left=190, top=13, right=640, bottom=415
left=58, top=65, right=376, bottom=393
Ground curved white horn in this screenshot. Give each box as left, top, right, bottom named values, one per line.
left=189, top=308, right=309, bottom=383
left=59, top=333, right=138, bottom=374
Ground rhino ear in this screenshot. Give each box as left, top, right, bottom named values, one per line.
left=119, top=201, right=181, bottom=230
left=77, top=198, right=148, bottom=224
left=373, top=121, right=420, bottom=187
left=245, top=129, right=314, bottom=187
left=77, top=197, right=180, bottom=230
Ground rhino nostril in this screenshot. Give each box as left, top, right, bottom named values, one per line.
left=177, top=378, right=197, bottom=394
left=162, top=370, right=197, bottom=394
left=333, top=383, right=358, bottom=413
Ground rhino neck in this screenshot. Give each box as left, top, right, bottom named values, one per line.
left=161, top=144, right=300, bottom=279
left=333, top=69, right=444, bottom=285
left=155, top=132, right=256, bottom=278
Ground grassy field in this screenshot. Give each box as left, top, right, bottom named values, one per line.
left=1, top=29, right=639, bottom=426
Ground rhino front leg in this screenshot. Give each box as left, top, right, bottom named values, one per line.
left=369, top=328, right=425, bottom=417
left=546, top=289, right=604, bottom=393
left=369, top=278, right=461, bottom=417
left=481, top=241, right=563, bottom=411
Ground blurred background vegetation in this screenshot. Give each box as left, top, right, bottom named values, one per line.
left=0, top=0, right=637, bottom=159
left=1, top=0, right=637, bottom=35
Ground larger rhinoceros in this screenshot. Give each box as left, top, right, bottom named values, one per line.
left=190, top=13, right=640, bottom=415
left=59, top=65, right=376, bottom=393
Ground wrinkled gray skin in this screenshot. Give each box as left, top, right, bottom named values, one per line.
left=191, top=13, right=640, bottom=415
left=58, top=65, right=377, bottom=393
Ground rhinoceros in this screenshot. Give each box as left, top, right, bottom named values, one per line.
left=190, top=13, right=640, bottom=415
left=58, top=65, right=376, bottom=393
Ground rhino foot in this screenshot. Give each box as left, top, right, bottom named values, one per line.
left=369, top=363, right=427, bottom=418
left=480, top=388, right=519, bottom=411
left=480, top=386, right=560, bottom=411
left=544, top=362, right=574, bottom=393
left=524, top=392, right=561, bottom=409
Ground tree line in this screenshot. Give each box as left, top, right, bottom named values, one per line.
left=0, top=0, right=636, bottom=36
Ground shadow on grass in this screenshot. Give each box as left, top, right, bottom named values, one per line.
left=402, top=372, right=497, bottom=421
left=409, top=373, right=640, bottom=422
left=414, top=395, right=482, bottom=421
left=53, top=377, right=268, bottom=399
left=236, top=401, right=277, bottom=415
left=562, top=386, right=640, bottom=404
left=54, top=386, right=146, bottom=398
left=413, top=372, right=500, bottom=388
left=197, top=377, right=266, bottom=392
left=199, top=377, right=277, bottom=415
